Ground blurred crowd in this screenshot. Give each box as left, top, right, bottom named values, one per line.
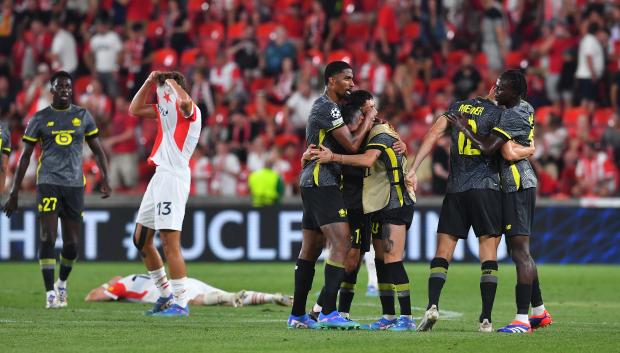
left=0, top=0, right=620, bottom=198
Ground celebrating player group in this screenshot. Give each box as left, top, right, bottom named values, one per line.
left=1, top=61, right=551, bottom=332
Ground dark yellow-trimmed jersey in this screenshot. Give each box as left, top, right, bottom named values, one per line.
left=0, top=120, right=10, bottom=155
left=300, top=95, right=346, bottom=188
left=342, top=164, right=363, bottom=210
left=492, top=99, right=537, bottom=192
left=446, top=97, right=503, bottom=193
left=23, top=104, right=99, bottom=187
left=365, top=132, right=414, bottom=210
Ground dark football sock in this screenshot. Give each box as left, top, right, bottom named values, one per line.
left=375, top=259, right=395, bottom=316
left=428, top=257, right=449, bottom=309
left=480, top=260, right=498, bottom=323
left=321, top=260, right=345, bottom=314
left=387, top=261, right=411, bottom=316
left=291, top=258, right=315, bottom=316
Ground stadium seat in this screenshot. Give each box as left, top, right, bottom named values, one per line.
left=180, top=48, right=202, bottom=68
left=563, top=107, right=589, bottom=126
left=534, top=106, right=556, bottom=125
left=187, top=0, right=208, bottom=14
left=152, top=48, right=178, bottom=70
left=505, top=51, right=526, bottom=69
left=250, top=77, right=274, bottom=95
left=146, top=20, right=165, bottom=39
left=593, top=108, right=615, bottom=127
left=447, top=50, right=467, bottom=66
left=344, top=21, right=371, bottom=42
left=199, top=22, right=225, bottom=41
left=428, top=78, right=451, bottom=98
left=256, top=22, right=279, bottom=49
left=305, top=48, right=324, bottom=66
left=402, top=22, right=421, bottom=41
left=475, top=52, right=488, bottom=67
left=226, top=22, right=246, bottom=43
left=73, top=76, right=92, bottom=98
left=327, top=49, right=353, bottom=65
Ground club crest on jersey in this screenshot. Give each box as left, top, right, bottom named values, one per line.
left=72, top=118, right=81, bottom=126
left=338, top=208, right=347, bottom=217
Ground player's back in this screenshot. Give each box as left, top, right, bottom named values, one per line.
left=148, top=84, right=202, bottom=173
left=300, top=95, right=345, bottom=187
left=446, top=97, right=503, bottom=193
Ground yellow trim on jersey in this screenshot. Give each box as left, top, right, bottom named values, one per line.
left=326, top=122, right=344, bottom=133
left=313, top=129, right=326, bottom=186
left=2, top=147, right=10, bottom=153
left=22, top=135, right=38, bottom=143
left=36, top=150, right=43, bottom=183
left=85, top=128, right=99, bottom=137
left=492, top=127, right=511, bottom=140
left=367, top=143, right=404, bottom=206
left=510, top=162, right=521, bottom=190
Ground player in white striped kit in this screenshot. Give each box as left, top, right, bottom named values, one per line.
left=128, top=71, right=201, bottom=317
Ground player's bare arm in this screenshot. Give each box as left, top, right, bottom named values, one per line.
left=86, top=136, right=111, bottom=198
left=446, top=112, right=505, bottom=155
left=128, top=71, right=159, bottom=119
left=2, top=143, right=35, bottom=217
left=331, top=109, right=375, bottom=153
left=165, top=78, right=194, bottom=117
left=301, top=144, right=317, bottom=167
left=313, top=145, right=381, bottom=168
left=0, top=154, right=7, bottom=193
left=406, top=114, right=449, bottom=191
left=501, top=140, right=535, bottom=161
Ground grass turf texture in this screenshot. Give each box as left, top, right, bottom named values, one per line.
left=1, top=263, right=618, bottom=353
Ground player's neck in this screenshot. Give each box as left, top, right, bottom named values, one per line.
left=325, top=90, right=340, bottom=104
left=51, top=101, right=71, bottom=111
left=505, top=98, right=520, bottom=109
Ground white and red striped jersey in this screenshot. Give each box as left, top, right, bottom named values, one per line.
left=103, top=275, right=218, bottom=303
left=148, top=84, right=202, bottom=171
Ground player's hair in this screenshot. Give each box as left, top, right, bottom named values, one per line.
left=340, top=103, right=363, bottom=125
left=324, top=61, right=352, bottom=85
left=346, top=89, right=373, bottom=109
left=157, top=71, right=187, bottom=91
left=500, top=69, right=528, bottom=99
left=50, top=71, right=72, bottom=85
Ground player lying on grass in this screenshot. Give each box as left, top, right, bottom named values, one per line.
left=85, top=274, right=293, bottom=307
left=312, top=92, right=417, bottom=331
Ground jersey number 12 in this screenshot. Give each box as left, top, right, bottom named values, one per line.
left=457, top=119, right=481, bottom=156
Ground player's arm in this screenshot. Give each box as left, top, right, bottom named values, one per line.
left=86, top=136, right=111, bottom=198
left=0, top=153, right=8, bottom=194
left=330, top=110, right=375, bottom=153
left=501, top=140, right=535, bottom=161
left=313, top=145, right=380, bottom=168
left=3, top=142, right=35, bottom=217
left=301, top=144, right=317, bottom=168
left=405, top=114, right=449, bottom=191
left=446, top=112, right=504, bottom=155
left=165, top=78, right=194, bottom=118
left=128, top=71, right=159, bottom=119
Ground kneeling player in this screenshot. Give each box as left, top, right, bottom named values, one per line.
left=85, top=274, right=292, bottom=307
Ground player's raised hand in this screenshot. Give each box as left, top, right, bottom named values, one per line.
left=313, top=145, right=335, bottom=164
left=445, top=112, right=468, bottom=132
left=3, top=194, right=18, bottom=217
left=99, top=180, right=111, bottom=199
left=393, top=139, right=408, bottom=155
left=146, top=71, right=161, bottom=84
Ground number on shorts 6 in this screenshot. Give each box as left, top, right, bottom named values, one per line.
left=38, top=197, right=58, bottom=212
left=157, top=202, right=172, bottom=216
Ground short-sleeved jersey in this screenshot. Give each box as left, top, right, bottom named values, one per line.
left=342, top=165, right=363, bottom=209
left=22, top=104, right=99, bottom=187
left=0, top=120, right=10, bottom=155
left=446, top=97, right=503, bottom=193
left=148, top=84, right=202, bottom=172
left=492, top=99, right=537, bottom=192
left=103, top=274, right=216, bottom=304
left=366, top=132, right=415, bottom=210
left=300, top=95, right=346, bottom=188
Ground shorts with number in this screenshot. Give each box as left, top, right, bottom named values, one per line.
left=36, top=184, right=84, bottom=220
left=136, top=168, right=190, bottom=231
left=301, top=186, right=348, bottom=230
left=437, top=189, right=502, bottom=239
left=502, top=187, right=536, bottom=237
left=348, top=208, right=370, bottom=252
left=367, top=214, right=383, bottom=241
left=375, top=204, right=415, bottom=229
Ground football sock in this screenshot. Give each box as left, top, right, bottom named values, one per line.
left=376, top=259, right=395, bottom=316
left=428, top=257, right=449, bottom=309
left=480, top=260, right=498, bottom=323
left=170, top=277, right=189, bottom=307
left=321, top=260, right=345, bottom=314
left=338, top=268, right=359, bottom=315
left=532, top=304, right=546, bottom=316
left=531, top=278, right=544, bottom=308
left=39, top=241, right=56, bottom=292
left=515, top=314, right=530, bottom=324
left=387, top=261, right=411, bottom=316
left=291, top=258, right=315, bottom=316
left=148, top=267, right=173, bottom=298
left=58, top=249, right=77, bottom=283
left=516, top=284, right=532, bottom=315
left=316, top=287, right=325, bottom=307
left=242, top=291, right=273, bottom=305
left=202, top=291, right=234, bottom=305
left=365, top=250, right=378, bottom=288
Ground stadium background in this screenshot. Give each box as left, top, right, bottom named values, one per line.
left=0, top=0, right=620, bottom=264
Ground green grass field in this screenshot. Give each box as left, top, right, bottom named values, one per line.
left=1, top=262, right=619, bottom=353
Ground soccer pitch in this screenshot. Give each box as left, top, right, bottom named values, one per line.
left=1, top=263, right=618, bottom=353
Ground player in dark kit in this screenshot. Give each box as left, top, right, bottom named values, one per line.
left=0, top=115, right=11, bottom=193
left=448, top=70, right=552, bottom=334
left=288, top=61, right=375, bottom=330
left=406, top=90, right=533, bottom=332
left=3, top=71, right=111, bottom=309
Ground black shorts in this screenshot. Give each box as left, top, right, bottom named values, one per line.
left=36, top=184, right=84, bottom=221
left=376, top=204, right=415, bottom=230
left=348, top=208, right=371, bottom=252
left=437, top=189, right=502, bottom=239
left=502, top=188, right=536, bottom=237
left=301, top=186, right=348, bottom=230
left=368, top=214, right=382, bottom=241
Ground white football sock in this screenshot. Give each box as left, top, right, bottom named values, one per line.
left=57, top=279, right=67, bottom=288
left=515, top=314, right=529, bottom=324
left=383, top=314, right=397, bottom=321
left=170, top=277, right=189, bottom=307
left=312, top=303, right=322, bottom=313
left=148, top=267, right=173, bottom=298
left=202, top=291, right=234, bottom=305
left=532, top=304, right=546, bottom=316
left=242, top=291, right=273, bottom=305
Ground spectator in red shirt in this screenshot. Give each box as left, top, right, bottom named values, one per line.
left=104, top=96, right=139, bottom=191
left=374, top=0, right=400, bottom=68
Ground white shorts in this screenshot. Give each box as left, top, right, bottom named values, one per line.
left=136, top=168, right=190, bottom=231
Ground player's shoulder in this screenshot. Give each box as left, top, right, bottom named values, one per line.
left=69, top=104, right=89, bottom=115
left=312, top=95, right=338, bottom=114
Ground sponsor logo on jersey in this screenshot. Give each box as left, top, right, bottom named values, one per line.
left=47, top=121, right=55, bottom=127
left=72, top=118, right=81, bottom=126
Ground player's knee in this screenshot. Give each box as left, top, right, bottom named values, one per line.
left=61, top=242, right=78, bottom=260
left=133, top=225, right=148, bottom=251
